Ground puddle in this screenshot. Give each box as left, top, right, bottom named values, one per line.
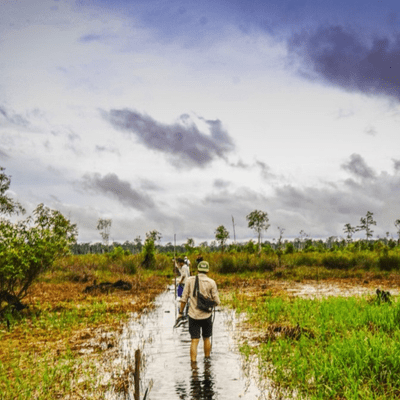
left=286, top=282, right=400, bottom=299
left=105, top=285, right=272, bottom=399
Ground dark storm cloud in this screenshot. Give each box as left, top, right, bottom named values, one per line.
left=341, top=153, right=376, bottom=180
left=102, top=109, right=235, bottom=168
left=289, top=26, right=400, bottom=101
left=81, top=172, right=155, bottom=211
left=0, top=106, right=30, bottom=127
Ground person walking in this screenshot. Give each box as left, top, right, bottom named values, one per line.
left=175, top=257, right=190, bottom=297
left=178, top=261, right=220, bottom=363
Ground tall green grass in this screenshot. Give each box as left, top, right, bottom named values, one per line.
left=234, top=294, right=400, bottom=399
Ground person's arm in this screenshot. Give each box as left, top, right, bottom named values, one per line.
left=179, top=280, right=190, bottom=316
left=211, top=282, right=221, bottom=306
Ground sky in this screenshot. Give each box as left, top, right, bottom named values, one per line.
left=1, top=0, right=400, bottom=245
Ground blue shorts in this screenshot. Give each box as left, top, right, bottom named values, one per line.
left=189, top=316, right=213, bottom=339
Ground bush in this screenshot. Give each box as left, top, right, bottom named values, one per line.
left=293, top=254, right=320, bottom=267
left=0, top=204, right=77, bottom=311
left=219, top=256, right=238, bottom=274
left=258, top=258, right=276, bottom=271
left=121, top=256, right=138, bottom=274
left=322, top=254, right=355, bottom=270
left=378, top=254, right=400, bottom=271
left=141, top=238, right=156, bottom=269
left=285, top=242, right=295, bottom=254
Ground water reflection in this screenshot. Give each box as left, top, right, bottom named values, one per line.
left=110, top=286, right=267, bottom=399
left=175, top=359, right=217, bottom=399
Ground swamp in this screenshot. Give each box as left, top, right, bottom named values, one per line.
left=2, top=251, right=400, bottom=399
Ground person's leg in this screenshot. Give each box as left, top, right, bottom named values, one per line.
left=190, top=338, right=200, bottom=362
left=203, top=337, right=211, bottom=357
left=201, top=315, right=213, bottom=358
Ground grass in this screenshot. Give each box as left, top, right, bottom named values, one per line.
left=227, top=291, right=400, bottom=399
left=2, top=249, right=400, bottom=399
left=0, top=262, right=169, bottom=399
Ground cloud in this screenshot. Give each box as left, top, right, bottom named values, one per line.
left=393, top=159, right=400, bottom=171
left=255, top=160, right=276, bottom=180
left=78, top=33, right=106, bottom=43
left=0, top=148, right=9, bottom=160
left=0, top=106, right=30, bottom=127
left=80, top=172, right=155, bottom=211
left=364, top=126, right=377, bottom=136
left=341, top=153, right=376, bottom=180
left=213, top=179, right=231, bottom=188
left=289, top=26, right=400, bottom=101
left=95, top=145, right=120, bottom=156
left=102, top=109, right=235, bottom=168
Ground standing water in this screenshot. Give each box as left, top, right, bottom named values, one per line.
left=106, top=285, right=270, bottom=399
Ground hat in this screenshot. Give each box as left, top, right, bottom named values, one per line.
left=197, top=261, right=209, bottom=272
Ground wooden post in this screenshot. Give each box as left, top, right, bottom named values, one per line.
left=174, top=234, right=176, bottom=300
left=134, top=349, right=140, bottom=400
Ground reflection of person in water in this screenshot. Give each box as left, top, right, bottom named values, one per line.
left=190, top=359, right=215, bottom=399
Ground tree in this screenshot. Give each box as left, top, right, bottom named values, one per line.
left=184, top=238, right=195, bottom=254
left=145, top=229, right=162, bottom=243
left=134, top=236, right=143, bottom=253
left=214, top=225, right=229, bottom=252
left=97, top=218, right=112, bottom=250
left=141, top=230, right=162, bottom=269
left=357, top=211, right=376, bottom=241
left=0, top=167, right=25, bottom=216
left=276, top=227, right=285, bottom=268
left=0, top=203, right=77, bottom=312
left=246, top=210, right=270, bottom=254
left=343, top=223, right=356, bottom=243
left=395, top=219, right=400, bottom=245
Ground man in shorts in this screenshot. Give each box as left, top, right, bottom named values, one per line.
left=179, top=261, right=220, bottom=363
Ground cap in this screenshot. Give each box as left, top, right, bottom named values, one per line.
left=197, top=261, right=209, bottom=272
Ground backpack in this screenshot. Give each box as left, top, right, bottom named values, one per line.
left=193, top=275, right=217, bottom=312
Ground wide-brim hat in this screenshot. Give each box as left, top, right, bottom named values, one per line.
left=197, top=261, right=209, bottom=272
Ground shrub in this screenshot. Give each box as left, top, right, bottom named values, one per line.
left=258, top=258, right=276, bottom=271
left=121, top=256, right=138, bottom=274
left=322, top=254, right=355, bottom=270
left=285, top=242, right=295, bottom=254
left=378, top=254, right=400, bottom=271
left=219, top=256, right=238, bottom=274
left=0, top=204, right=77, bottom=311
left=293, top=254, right=320, bottom=267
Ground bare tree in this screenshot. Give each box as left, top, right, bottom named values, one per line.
left=97, top=218, right=112, bottom=250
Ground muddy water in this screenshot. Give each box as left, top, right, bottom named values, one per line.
left=107, top=285, right=269, bottom=400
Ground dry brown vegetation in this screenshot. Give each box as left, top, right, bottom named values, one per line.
left=0, top=272, right=169, bottom=399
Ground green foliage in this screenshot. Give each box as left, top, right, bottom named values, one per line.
left=0, top=167, right=25, bottom=216
left=231, top=295, right=400, bottom=400
left=285, top=242, right=295, bottom=254
left=214, top=225, right=230, bottom=251
left=141, top=236, right=156, bottom=269
left=246, top=209, right=270, bottom=254
left=322, top=254, right=355, bottom=270
left=0, top=204, right=77, bottom=310
left=357, top=211, right=377, bottom=240
left=378, top=254, right=400, bottom=271
left=107, top=246, right=130, bottom=261
left=244, top=239, right=256, bottom=254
